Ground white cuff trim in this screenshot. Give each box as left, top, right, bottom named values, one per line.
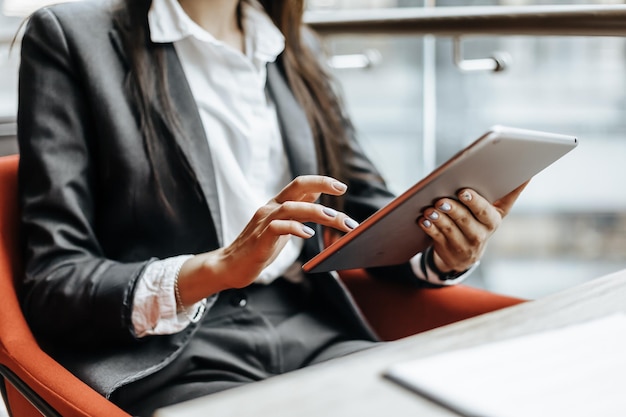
left=132, top=255, right=216, bottom=337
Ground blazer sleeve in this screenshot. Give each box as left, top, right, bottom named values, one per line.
left=18, top=8, right=148, bottom=347
left=341, top=122, right=438, bottom=287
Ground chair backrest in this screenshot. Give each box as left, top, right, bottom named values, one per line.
left=0, top=154, right=20, bottom=288
left=0, top=155, right=130, bottom=417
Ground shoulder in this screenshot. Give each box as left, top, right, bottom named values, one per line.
left=22, top=0, right=126, bottom=69
left=30, top=0, right=116, bottom=22
left=25, top=0, right=118, bottom=43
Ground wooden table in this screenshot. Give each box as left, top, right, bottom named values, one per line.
left=154, top=268, right=626, bottom=417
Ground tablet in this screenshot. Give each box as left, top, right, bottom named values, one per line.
left=302, top=125, right=578, bottom=274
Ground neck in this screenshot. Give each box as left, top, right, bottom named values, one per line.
left=178, top=0, right=243, bottom=51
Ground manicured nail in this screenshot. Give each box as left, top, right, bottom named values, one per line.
left=322, top=207, right=338, bottom=218
left=344, top=218, right=359, bottom=230
left=428, top=211, right=439, bottom=221
left=302, top=225, right=315, bottom=236
left=332, top=181, right=347, bottom=192
left=460, top=190, right=472, bottom=202
left=423, top=219, right=432, bottom=228
left=438, top=202, right=452, bottom=212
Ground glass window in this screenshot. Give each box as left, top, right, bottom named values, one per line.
left=310, top=0, right=626, bottom=298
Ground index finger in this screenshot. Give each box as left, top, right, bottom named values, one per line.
left=274, top=175, right=348, bottom=204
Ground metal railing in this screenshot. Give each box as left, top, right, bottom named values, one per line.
left=2, top=4, right=626, bottom=155
left=305, top=5, right=626, bottom=37
left=303, top=4, right=626, bottom=174
left=2, top=5, right=625, bottom=45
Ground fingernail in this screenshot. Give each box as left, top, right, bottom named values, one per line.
left=344, top=218, right=359, bottom=230
left=439, top=202, right=452, bottom=212
left=428, top=211, right=439, bottom=221
left=302, top=225, right=315, bottom=236
left=332, top=181, right=347, bottom=192
left=423, top=219, right=432, bottom=228
left=460, top=190, right=472, bottom=202
left=322, top=207, right=338, bottom=218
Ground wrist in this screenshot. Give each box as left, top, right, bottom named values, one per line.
left=426, top=247, right=466, bottom=281
left=177, top=251, right=230, bottom=307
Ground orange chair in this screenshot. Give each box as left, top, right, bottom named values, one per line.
left=0, top=154, right=524, bottom=416
left=338, top=268, right=526, bottom=341
left=323, top=227, right=526, bottom=340
left=0, top=155, right=130, bottom=417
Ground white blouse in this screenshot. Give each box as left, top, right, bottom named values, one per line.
left=131, top=0, right=471, bottom=338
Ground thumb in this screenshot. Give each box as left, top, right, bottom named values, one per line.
left=494, top=180, right=530, bottom=217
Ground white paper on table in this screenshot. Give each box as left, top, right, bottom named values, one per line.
left=385, top=314, right=626, bottom=417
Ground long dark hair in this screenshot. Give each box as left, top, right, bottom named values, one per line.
left=113, top=0, right=351, bottom=209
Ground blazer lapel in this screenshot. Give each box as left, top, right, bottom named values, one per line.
left=109, top=27, right=224, bottom=244
left=266, top=62, right=318, bottom=177
left=109, top=28, right=317, bottom=245
left=162, top=45, right=224, bottom=244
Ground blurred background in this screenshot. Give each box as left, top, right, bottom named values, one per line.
left=1, top=0, right=626, bottom=304
left=2, top=2, right=625, bottom=415
left=308, top=0, right=626, bottom=299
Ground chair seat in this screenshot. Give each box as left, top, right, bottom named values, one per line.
left=339, top=268, right=526, bottom=341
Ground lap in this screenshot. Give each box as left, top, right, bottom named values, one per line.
left=112, top=280, right=376, bottom=416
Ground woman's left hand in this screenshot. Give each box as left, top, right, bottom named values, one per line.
left=417, top=181, right=529, bottom=274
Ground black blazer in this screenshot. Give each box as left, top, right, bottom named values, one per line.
left=17, top=1, right=421, bottom=398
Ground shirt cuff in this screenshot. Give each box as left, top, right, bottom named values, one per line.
left=131, top=255, right=217, bottom=338
left=409, top=246, right=478, bottom=286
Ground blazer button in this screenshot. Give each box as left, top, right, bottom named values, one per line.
left=230, top=293, right=248, bottom=308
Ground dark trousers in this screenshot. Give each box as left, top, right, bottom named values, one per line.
left=112, top=278, right=377, bottom=416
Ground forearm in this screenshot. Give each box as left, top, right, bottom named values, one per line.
left=21, top=256, right=148, bottom=346
left=174, top=251, right=232, bottom=309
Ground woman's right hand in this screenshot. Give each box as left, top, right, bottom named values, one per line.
left=175, top=175, right=359, bottom=307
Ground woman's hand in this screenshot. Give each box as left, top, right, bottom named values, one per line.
left=176, top=175, right=358, bottom=306
left=219, top=175, right=358, bottom=287
left=417, top=181, right=529, bottom=274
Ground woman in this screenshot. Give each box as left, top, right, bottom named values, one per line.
left=17, top=0, right=525, bottom=415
